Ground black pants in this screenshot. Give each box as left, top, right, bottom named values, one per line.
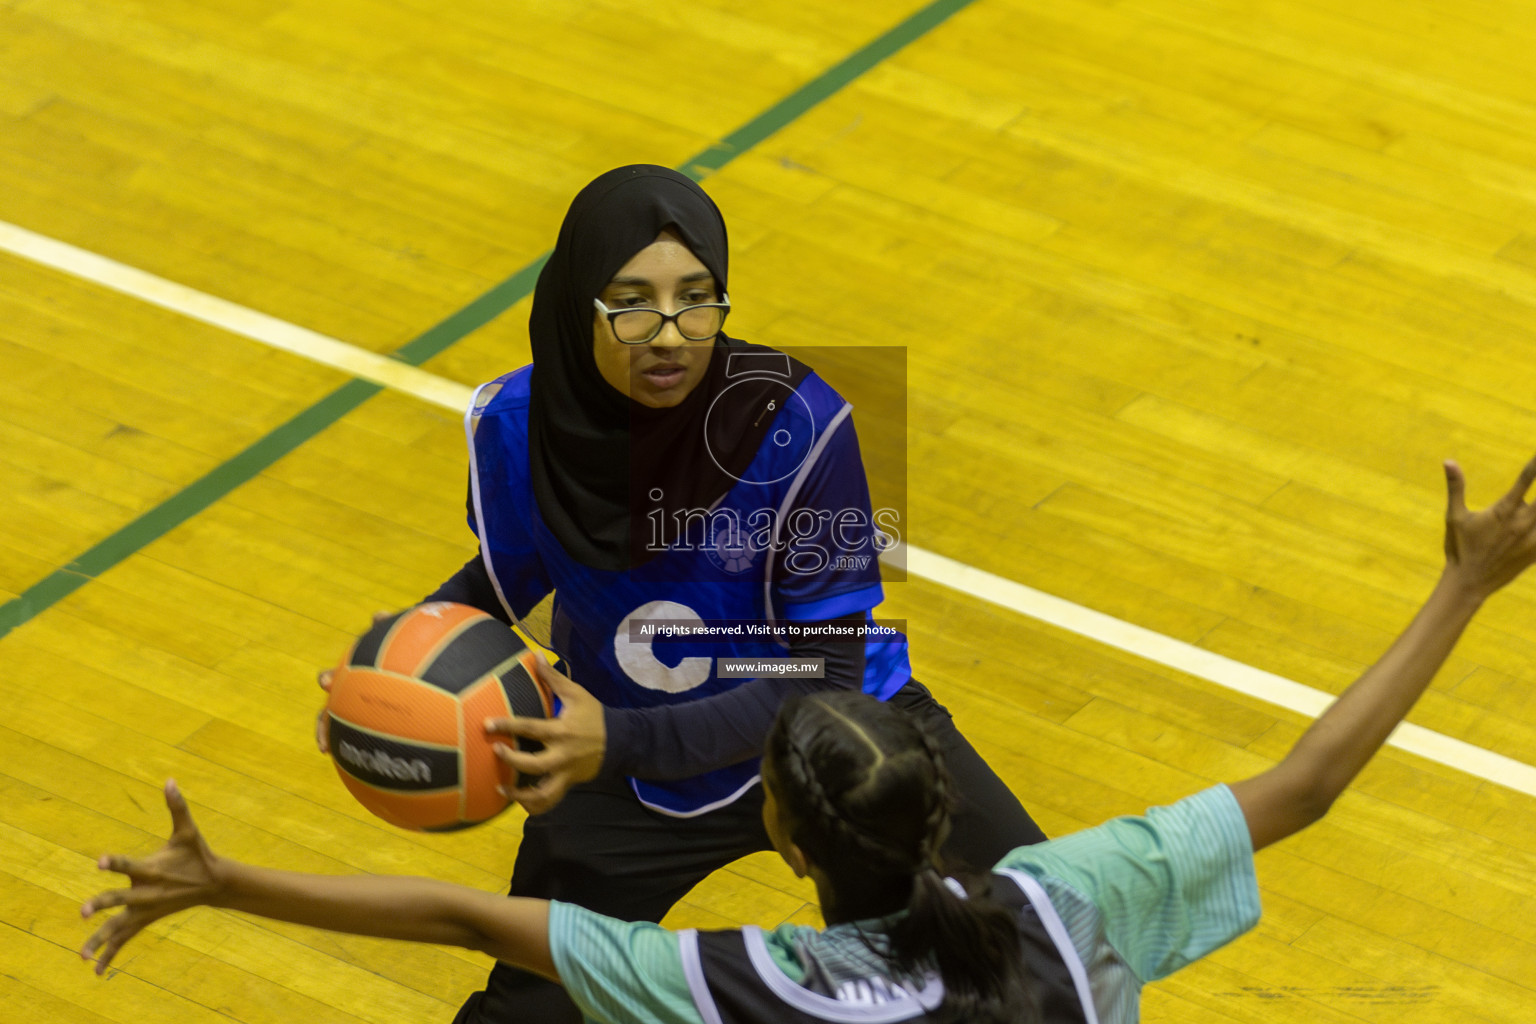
left=452, top=679, right=1045, bottom=1024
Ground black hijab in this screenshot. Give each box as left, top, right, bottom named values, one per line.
left=527, top=165, right=809, bottom=571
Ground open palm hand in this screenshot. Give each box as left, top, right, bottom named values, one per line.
left=80, top=780, right=224, bottom=975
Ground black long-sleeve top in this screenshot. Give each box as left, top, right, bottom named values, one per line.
left=427, top=554, right=867, bottom=781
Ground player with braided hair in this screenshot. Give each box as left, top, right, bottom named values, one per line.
left=82, top=455, right=1536, bottom=1023
left=763, top=691, right=1043, bottom=1023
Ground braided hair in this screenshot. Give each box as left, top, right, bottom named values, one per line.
left=766, top=691, right=1039, bottom=1024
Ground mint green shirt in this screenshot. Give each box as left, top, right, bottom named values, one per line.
left=549, top=784, right=1261, bottom=1024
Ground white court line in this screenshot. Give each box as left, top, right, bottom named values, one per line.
left=901, top=547, right=1536, bottom=798
left=7, top=220, right=1534, bottom=800
left=0, top=221, right=477, bottom=412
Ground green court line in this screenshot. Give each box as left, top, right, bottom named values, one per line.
left=0, top=0, right=978, bottom=640
left=393, top=0, right=977, bottom=369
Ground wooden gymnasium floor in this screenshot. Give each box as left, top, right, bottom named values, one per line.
left=3, top=0, right=1536, bottom=1020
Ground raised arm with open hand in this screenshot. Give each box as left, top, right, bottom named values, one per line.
left=81, top=781, right=557, bottom=980
left=1230, top=455, right=1536, bottom=850
left=79, top=780, right=221, bottom=973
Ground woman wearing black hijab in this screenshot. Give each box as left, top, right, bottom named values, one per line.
left=327, top=165, right=1046, bottom=1023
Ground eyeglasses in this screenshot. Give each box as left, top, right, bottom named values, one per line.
left=593, top=296, right=731, bottom=345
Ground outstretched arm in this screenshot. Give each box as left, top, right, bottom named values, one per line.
left=1231, top=456, right=1536, bottom=850
left=80, top=781, right=557, bottom=981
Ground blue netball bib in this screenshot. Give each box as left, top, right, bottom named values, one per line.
left=465, top=364, right=910, bottom=816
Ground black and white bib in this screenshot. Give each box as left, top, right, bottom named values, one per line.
left=677, top=871, right=1100, bottom=1023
